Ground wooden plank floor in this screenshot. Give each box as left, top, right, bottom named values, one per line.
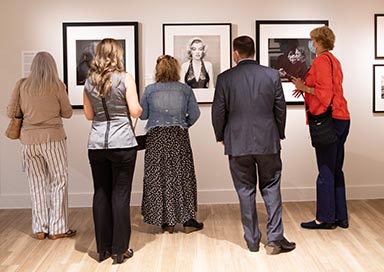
left=0, top=200, right=383, bottom=272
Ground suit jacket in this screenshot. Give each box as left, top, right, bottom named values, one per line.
left=211, top=59, right=286, bottom=156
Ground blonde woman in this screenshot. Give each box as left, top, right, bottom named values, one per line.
left=6, top=52, right=75, bottom=240
left=292, top=26, right=351, bottom=230
left=83, top=38, right=142, bottom=264
left=181, top=37, right=214, bottom=89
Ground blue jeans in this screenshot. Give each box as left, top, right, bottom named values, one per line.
left=315, top=119, right=350, bottom=223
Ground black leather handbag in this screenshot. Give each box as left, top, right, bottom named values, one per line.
left=307, top=105, right=337, bottom=148
left=306, top=53, right=337, bottom=148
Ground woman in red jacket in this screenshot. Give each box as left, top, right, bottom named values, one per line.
left=292, top=26, right=350, bottom=230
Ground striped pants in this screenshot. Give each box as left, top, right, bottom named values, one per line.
left=21, top=140, right=68, bottom=235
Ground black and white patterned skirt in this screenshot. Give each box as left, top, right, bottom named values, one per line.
left=141, top=126, right=197, bottom=226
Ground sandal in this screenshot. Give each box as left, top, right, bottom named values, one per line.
left=49, top=229, right=77, bottom=240
left=112, top=249, right=134, bottom=264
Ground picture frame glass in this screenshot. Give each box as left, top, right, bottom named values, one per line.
left=256, top=21, right=328, bottom=104
left=373, top=65, right=384, bottom=112
left=375, top=15, right=384, bottom=59
left=163, top=24, right=232, bottom=104
left=63, top=22, right=138, bottom=108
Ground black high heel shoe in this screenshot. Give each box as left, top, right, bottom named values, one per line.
left=183, top=219, right=204, bottom=234
left=99, top=250, right=111, bottom=262
left=112, top=249, right=134, bottom=265
left=161, top=223, right=175, bottom=233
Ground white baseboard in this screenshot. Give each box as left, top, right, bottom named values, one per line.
left=1, top=185, right=383, bottom=209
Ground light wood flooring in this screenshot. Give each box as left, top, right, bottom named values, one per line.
left=0, top=200, right=383, bottom=272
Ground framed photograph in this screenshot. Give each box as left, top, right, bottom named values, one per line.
left=163, top=23, right=232, bottom=104
left=256, top=20, right=328, bottom=105
left=63, top=22, right=139, bottom=109
left=373, top=64, right=384, bottom=112
left=375, top=14, right=384, bottom=59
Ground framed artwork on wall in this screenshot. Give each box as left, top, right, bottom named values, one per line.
left=163, top=23, right=232, bottom=104
left=375, top=14, right=384, bottom=59
left=373, top=64, right=384, bottom=112
left=63, top=22, right=139, bottom=109
left=256, top=20, right=328, bottom=105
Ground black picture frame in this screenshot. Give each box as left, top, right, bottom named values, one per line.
left=373, top=64, right=384, bottom=112
left=256, top=20, right=329, bottom=105
left=63, top=22, right=139, bottom=109
left=163, top=23, right=232, bottom=104
left=375, top=14, right=384, bottom=59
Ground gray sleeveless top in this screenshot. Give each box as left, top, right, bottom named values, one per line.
left=84, top=71, right=137, bottom=149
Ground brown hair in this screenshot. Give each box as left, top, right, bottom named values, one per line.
left=155, top=55, right=180, bottom=82
left=88, top=38, right=124, bottom=97
left=310, top=26, right=335, bottom=51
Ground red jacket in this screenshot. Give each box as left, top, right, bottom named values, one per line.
left=304, top=52, right=350, bottom=120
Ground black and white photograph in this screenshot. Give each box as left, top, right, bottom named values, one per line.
left=163, top=23, right=232, bottom=103
left=373, top=64, right=384, bottom=112
left=256, top=20, right=328, bottom=104
left=75, top=39, right=126, bottom=85
left=269, top=38, right=315, bottom=82
left=375, top=14, right=384, bottom=59
left=63, top=22, right=138, bottom=108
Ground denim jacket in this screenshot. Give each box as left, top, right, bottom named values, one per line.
left=140, top=81, right=200, bottom=131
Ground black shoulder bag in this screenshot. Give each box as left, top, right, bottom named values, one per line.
left=306, top=54, right=337, bottom=148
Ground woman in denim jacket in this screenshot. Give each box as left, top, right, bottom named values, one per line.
left=140, top=55, right=203, bottom=234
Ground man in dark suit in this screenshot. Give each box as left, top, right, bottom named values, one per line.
left=211, top=35, right=295, bottom=255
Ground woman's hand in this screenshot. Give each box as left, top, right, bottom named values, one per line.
left=291, top=76, right=314, bottom=95
left=291, top=76, right=305, bottom=90
left=292, top=89, right=303, bottom=98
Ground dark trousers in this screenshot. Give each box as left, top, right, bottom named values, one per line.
left=315, top=119, right=350, bottom=223
left=88, top=147, right=137, bottom=255
left=229, top=153, right=283, bottom=246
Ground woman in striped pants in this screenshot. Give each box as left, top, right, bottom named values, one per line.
left=7, top=52, right=76, bottom=240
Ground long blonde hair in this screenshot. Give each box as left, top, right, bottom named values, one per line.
left=23, top=51, right=64, bottom=95
left=88, top=38, right=124, bottom=97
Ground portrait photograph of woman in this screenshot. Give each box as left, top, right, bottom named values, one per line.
left=174, top=35, right=220, bottom=90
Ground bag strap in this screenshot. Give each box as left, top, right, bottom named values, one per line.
left=13, top=80, right=24, bottom=118
left=306, top=53, right=335, bottom=113
left=125, top=103, right=137, bottom=136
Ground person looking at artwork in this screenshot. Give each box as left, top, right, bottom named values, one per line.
left=181, top=37, right=214, bottom=88
left=6, top=51, right=75, bottom=240
left=140, top=54, right=203, bottom=234
left=83, top=38, right=142, bottom=264
left=212, top=36, right=295, bottom=255
left=291, top=26, right=351, bottom=230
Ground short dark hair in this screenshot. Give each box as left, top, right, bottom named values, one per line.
left=233, top=36, right=255, bottom=58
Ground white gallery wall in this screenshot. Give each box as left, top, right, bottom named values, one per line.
left=0, top=0, right=383, bottom=208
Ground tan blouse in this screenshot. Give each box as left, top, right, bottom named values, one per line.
left=7, top=79, right=73, bottom=144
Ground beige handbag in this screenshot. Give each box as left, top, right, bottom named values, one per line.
left=5, top=88, right=23, bottom=140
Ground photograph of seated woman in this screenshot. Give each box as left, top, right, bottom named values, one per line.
left=180, top=37, right=214, bottom=89
left=273, top=39, right=309, bottom=82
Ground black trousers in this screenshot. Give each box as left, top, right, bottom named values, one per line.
left=88, top=147, right=137, bottom=255
left=315, top=119, right=350, bottom=223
